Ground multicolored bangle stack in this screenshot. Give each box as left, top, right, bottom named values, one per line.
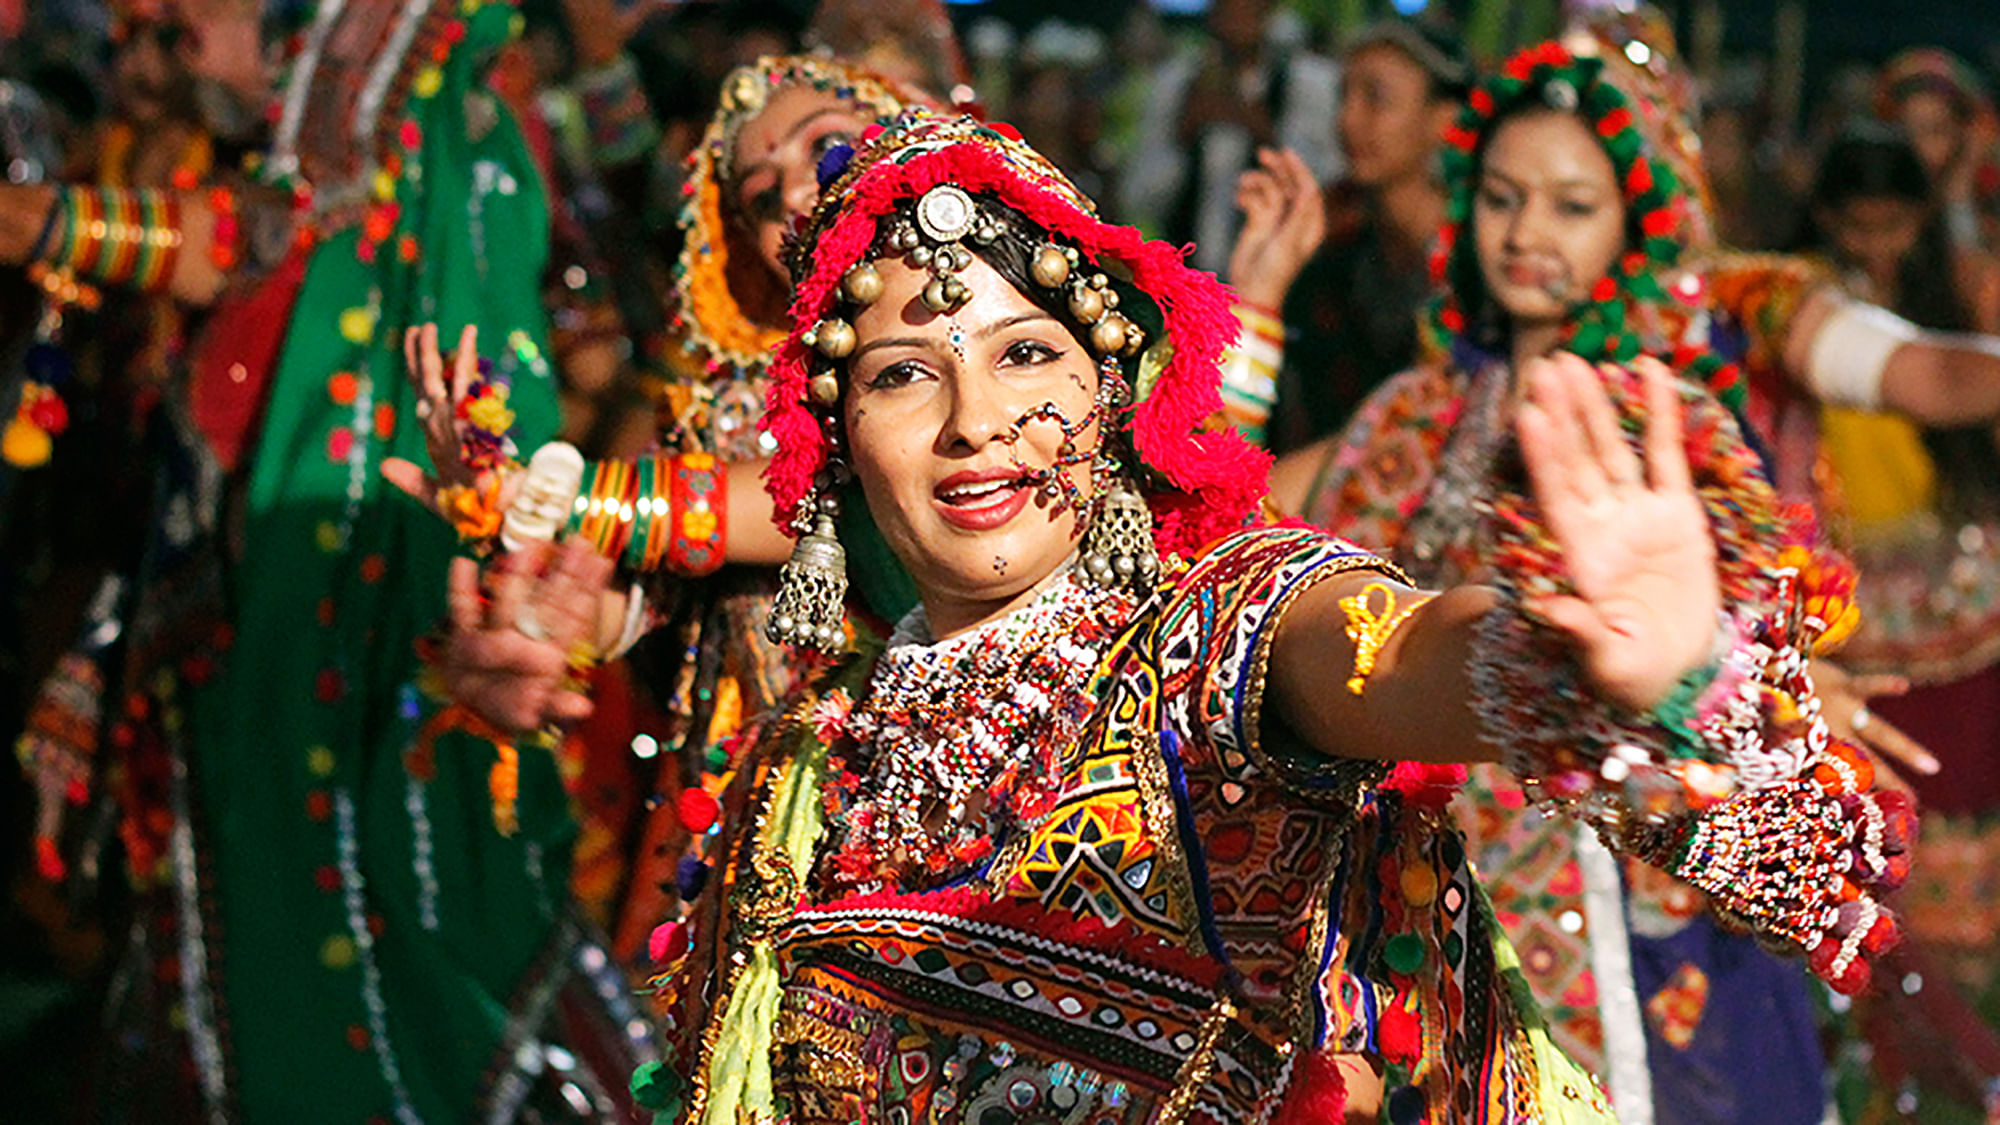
left=564, top=452, right=728, bottom=578
left=34, top=185, right=185, bottom=294
left=1218, top=301, right=1284, bottom=446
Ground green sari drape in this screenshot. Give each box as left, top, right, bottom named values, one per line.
left=185, top=5, right=585, bottom=1118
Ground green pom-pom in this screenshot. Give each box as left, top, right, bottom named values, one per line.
left=1384, top=932, right=1428, bottom=975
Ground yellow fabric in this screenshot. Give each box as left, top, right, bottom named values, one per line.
left=1486, top=885, right=1621, bottom=1124
left=1818, top=407, right=1938, bottom=530
left=698, top=735, right=828, bottom=1125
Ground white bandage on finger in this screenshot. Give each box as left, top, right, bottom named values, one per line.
left=1806, top=299, right=1921, bottom=412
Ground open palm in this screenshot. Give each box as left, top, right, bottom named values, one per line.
left=1515, top=353, right=1720, bottom=711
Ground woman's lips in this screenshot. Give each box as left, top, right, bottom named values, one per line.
left=934, top=468, right=1036, bottom=532
left=1502, top=260, right=1561, bottom=289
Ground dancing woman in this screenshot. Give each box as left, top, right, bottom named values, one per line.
left=427, top=112, right=1904, bottom=1123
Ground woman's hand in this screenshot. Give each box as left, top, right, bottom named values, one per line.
left=1812, top=660, right=1939, bottom=792
left=436, top=540, right=620, bottom=733
left=1516, top=352, right=1720, bottom=711
left=382, top=323, right=521, bottom=516
left=1226, top=147, right=1327, bottom=311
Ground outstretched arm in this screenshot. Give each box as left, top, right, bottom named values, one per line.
left=1270, top=354, right=1717, bottom=764
left=0, top=183, right=234, bottom=305
left=381, top=322, right=793, bottom=565
left=1785, top=288, right=2000, bottom=425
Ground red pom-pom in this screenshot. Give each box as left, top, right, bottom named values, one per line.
left=1829, top=955, right=1872, bottom=996
left=1378, top=1002, right=1422, bottom=1065
left=34, top=835, right=65, bottom=882
left=678, top=787, right=720, bottom=834
left=1863, top=912, right=1900, bottom=955
left=1383, top=762, right=1467, bottom=810
left=1469, top=88, right=1494, bottom=116
left=1597, top=107, right=1634, bottom=137
left=1880, top=850, right=1912, bottom=889
left=1875, top=789, right=1917, bottom=853
left=1275, top=1048, right=1348, bottom=1124
left=1591, top=276, right=1619, bottom=303
left=648, top=920, right=688, bottom=964
left=26, top=393, right=67, bottom=433
left=1625, top=158, right=1654, bottom=196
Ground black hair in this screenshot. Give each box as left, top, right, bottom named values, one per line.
left=1345, top=19, right=1472, bottom=104
left=1796, top=123, right=1968, bottom=332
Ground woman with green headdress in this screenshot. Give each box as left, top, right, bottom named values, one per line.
left=1267, top=42, right=1910, bottom=1124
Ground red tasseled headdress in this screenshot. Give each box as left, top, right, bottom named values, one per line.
left=759, top=112, right=1269, bottom=560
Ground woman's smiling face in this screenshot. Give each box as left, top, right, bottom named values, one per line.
left=841, top=253, right=1103, bottom=632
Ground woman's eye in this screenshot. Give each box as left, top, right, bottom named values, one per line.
left=1000, top=339, right=1063, bottom=367
left=1477, top=187, right=1516, bottom=212
left=744, top=184, right=784, bottom=223
left=864, top=360, right=931, bottom=390
left=1557, top=199, right=1599, bottom=218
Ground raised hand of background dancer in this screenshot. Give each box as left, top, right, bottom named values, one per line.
left=1226, top=147, right=1326, bottom=311
left=559, top=0, right=673, bottom=68
left=437, top=539, right=621, bottom=734
left=1516, top=352, right=1721, bottom=711
left=383, top=323, right=515, bottom=514
left=1812, top=660, right=1939, bottom=794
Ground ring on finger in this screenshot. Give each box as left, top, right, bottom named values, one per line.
left=1851, top=705, right=1872, bottom=733
left=415, top=400, right=434, bottom=420
left=513, top=603, right=553, bottom=643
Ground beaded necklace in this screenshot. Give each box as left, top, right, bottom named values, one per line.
left=819, top=571, right=1134, bottom=892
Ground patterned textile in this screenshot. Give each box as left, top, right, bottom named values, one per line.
left=661, top=527, right=1585, bottom=1124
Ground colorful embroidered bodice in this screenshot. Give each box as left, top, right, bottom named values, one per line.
left=666, top=528, right=1590, bottom=1125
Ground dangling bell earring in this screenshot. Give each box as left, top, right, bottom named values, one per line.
left=767, top=486, right=849, bottom=652
left=1079, top=470, right=1158, bottom=594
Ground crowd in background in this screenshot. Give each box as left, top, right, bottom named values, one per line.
left=3, top=0, right=2000, bottom=1121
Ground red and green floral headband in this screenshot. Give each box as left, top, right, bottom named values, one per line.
left=1426, top=42, right=1744, bottom=410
